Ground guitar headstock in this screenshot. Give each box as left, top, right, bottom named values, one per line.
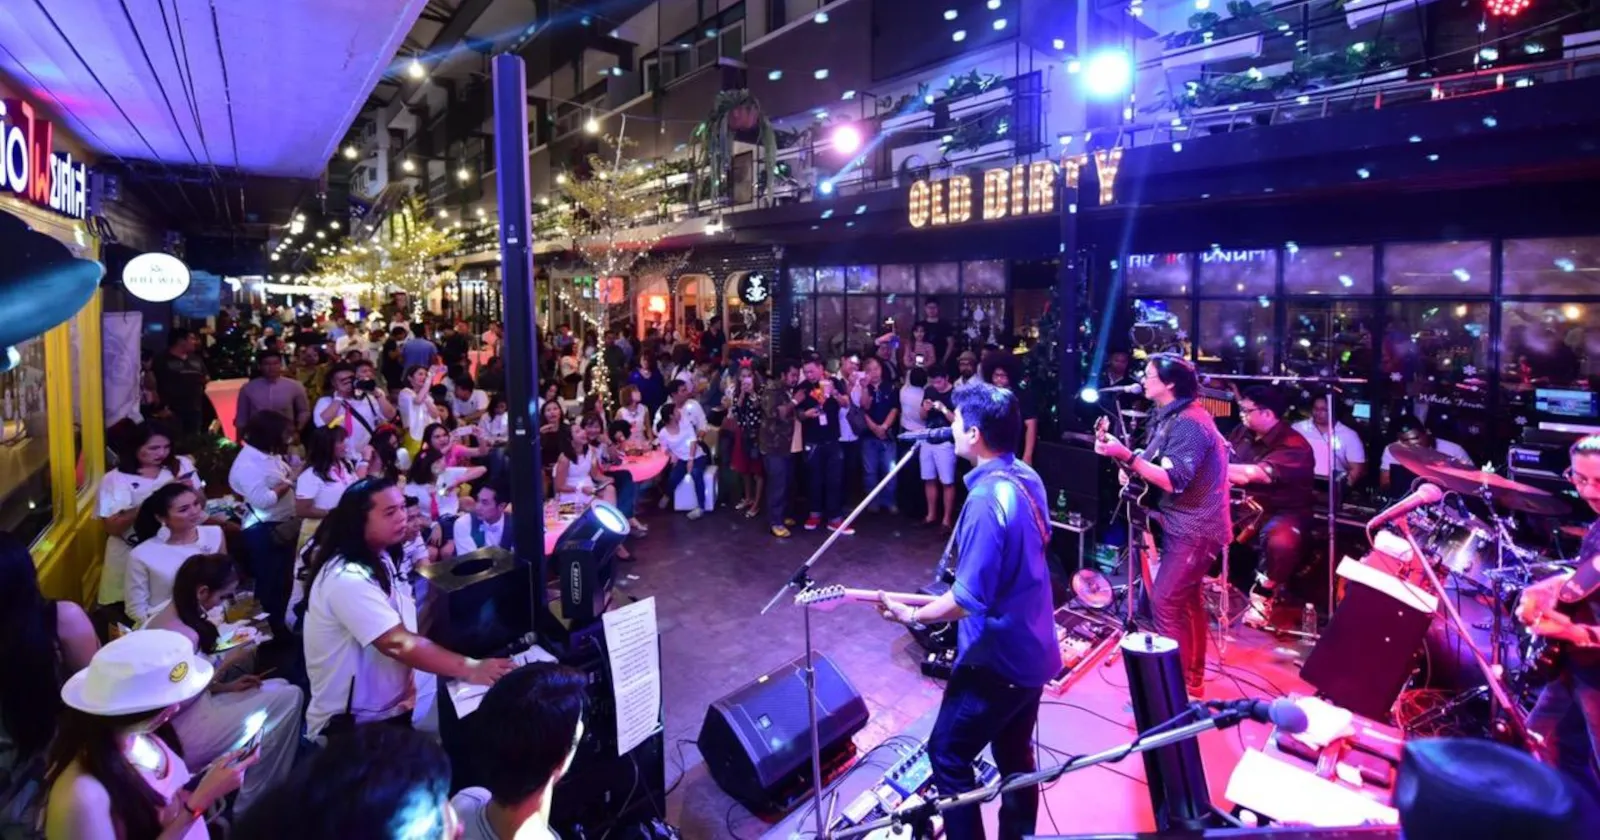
left=794, top=584, right=848, bottom=610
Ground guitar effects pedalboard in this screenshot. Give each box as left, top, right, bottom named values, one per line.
left=827, top=738, right=999, bottom=836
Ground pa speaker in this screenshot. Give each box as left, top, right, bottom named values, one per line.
left=698, top=652, right=869, bottom=814
left=413, top=547, right=532, bottom=659
left=1302, top=560, right=1434, bottom=721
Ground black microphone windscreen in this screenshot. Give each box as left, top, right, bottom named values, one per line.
left=1268, top=698, right=1309, bottom=734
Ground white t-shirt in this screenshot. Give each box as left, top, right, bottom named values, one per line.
left=296, top=463, right=357, bottom=513
left=96, top=457, right=201, bottom=605
left=659, top=399, right=706, bottom=436
left=450, top=389, right=489, bottom=420
left=1381, top=438, right=1472, bottom=472
left=557, top=450, right=596, bottom=504
left=313, top=394, right=384, bottom=453
left=228, top=445, right=296, bottom=527
left=478, top=413, right=508, bottom=444
left=659, top=422, right=699, bottom=462
left=395, top=388, right=435, bottom=442
left=899, top=385, right=927, bottom=432
left=125, top=525, right=226, bottom=622
left=302, top=554, right=415, bottom=737
left=1292, top=420, right=1367, bottom=478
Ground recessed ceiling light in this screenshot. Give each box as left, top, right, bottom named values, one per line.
left=952, top=30, right=967, bottom=42
left=768, top=69, right=783, bottom=81
left=814, top=68, right=829, bottom=80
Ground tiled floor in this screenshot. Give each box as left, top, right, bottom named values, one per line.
left=619, top=505, right=1314, bottom=839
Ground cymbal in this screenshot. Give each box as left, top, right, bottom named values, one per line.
left=1072, top=569, right=1115, bottom=610
left=1423, top=463, right=1567, bottom=516
left=1386, top=444, right=1469, bottom=476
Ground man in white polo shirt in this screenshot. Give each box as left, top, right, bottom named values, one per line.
left=1291, top=394, right=1367, bottom=488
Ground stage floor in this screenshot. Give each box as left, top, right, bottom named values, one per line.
left=622, top=507, right=1316, bottom=839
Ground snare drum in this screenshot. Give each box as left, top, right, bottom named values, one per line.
left=1424, top=513, right=1497, bottom=590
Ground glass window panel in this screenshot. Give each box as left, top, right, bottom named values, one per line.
left=1502, top=237, right=1600, bottom=295
left=0, top=336, right=53, bottom=544
left=959, top=297, right=1007, bottom=350
left=919, top=263, right=959, bottom=294
left=1381, top=301, right=1492, bottom=465
left=1198, top=248, right=1277, bottom=296
left=881, top=295, right=918, bottom=364
left=794, top=294, right=815, bottom=352
left=1130, top=298, right=1192, bottom=358
left=881, top=264, right=916, bottom=293
left=1197, top=299, right=1276, bottom=375
left=816, top=296, right=846, bottom=357
left=1384, top=241, right=1491, bottom=295
left=845, top=265, right=878, bottom=294
left=815, top=267, right=845, bottom=293
left=1500, top=302, right=1597, bottom=396
left=1285, top=300, right=1377, bottom=382
left=1127, top=253, right=1191, bottom=296
left=844, top=297, right=879, bottom=357
left=789, top=266, right=815, bottom=295
left=962, top=260, right=1006, bottom=294
left=1284, top=246, right=1375, bottom=295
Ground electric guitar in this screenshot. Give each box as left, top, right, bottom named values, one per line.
left=1094, top=416, right=1173, bottom=527
left=795, top=585, right=937, bottom=611
left=1522, top=562, right=1600, bottom=685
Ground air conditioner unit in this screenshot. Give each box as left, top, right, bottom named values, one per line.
left=1344, top=0, right=1440, bottom=28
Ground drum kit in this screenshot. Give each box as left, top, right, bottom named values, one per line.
left=1373, top=445, right=1576, bottom=732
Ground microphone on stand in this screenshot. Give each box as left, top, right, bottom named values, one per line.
left=1206, top=697, right=1310, bottom=733
left=1365, top=482, right=1445, bottom=530
left=1096, top=383, right=1144, bottom=395
left=899, top=427, right=954, bottom=444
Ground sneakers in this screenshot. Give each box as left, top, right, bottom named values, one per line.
left=1242, top=592, right=1272, bottom=629
left=803, top=514, right=821, bottom=531
left=827, top=518, right=854, bottom=535
left=687, top=508, right=703, bottom=521
left=771, top=525, right=792, bottom=538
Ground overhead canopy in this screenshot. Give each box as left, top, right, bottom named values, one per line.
left=0, top=0, right=431, bottom=179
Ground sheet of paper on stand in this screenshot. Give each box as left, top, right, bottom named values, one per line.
left=602, top=596, right=662, bottom=756
left=446, top=645, right=559, bottom=718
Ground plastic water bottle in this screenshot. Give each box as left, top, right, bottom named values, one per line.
left=1301, top=603, right=1318, bottom=637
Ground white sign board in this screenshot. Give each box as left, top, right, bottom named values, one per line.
left=122, top=253, right=191, bottom=302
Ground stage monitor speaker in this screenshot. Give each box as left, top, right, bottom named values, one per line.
left=698, top=652, right=869, bottom=814
left=414, top=547, right=532, bottom=659
left=1302, top=561, right=1434, bottom=721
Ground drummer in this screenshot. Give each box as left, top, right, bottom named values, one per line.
left=1379, top=416, right=1471, bottom=493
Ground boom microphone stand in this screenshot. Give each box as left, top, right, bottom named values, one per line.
left=760, top=438, right=926, bottom=839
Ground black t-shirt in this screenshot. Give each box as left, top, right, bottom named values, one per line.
left=923, top=384, right=956, bottom=429
left=702, top=329, right=726, bottom=361
left=1012, top=386, right=1038, bottom=422
left=441, top=334, right=469, bottom=368
left=795, top=378, right=845, bottom=446
left=864, top=380, right=898, bottom=426
left=921, top=319, right=954, bottom=362
left=381, top=339, right=404, bottom=389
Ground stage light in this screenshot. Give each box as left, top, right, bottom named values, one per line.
left=1080, top=386, right=1101, bottom=404
left=814, top=68, right=830, bottom=80
left=1083, top=50, right=1133, bottom=99
left=814, top=11, right=829, bottom=23
left=1053, top=38, right=1066, bottom=49
left=343, top=145, right=358, bottom=160
left=407, top=58, right=426, bottom=80
left=402, top=158, right=417, bottom=173
left=944, top=9, right=958, bottom=20
left=832, top=125, right=862, bottom=155
left=993, top=18, right=1007, bottom=30
left=818, top=180, right=835, bottom=195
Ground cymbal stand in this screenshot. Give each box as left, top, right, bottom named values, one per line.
left=760, top=440, right=925, bottom=840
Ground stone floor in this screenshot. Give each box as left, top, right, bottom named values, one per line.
left=615, top=503, right=1316, bottom=840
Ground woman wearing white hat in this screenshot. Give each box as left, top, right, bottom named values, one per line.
left=42, top=629, right=256, bottom=840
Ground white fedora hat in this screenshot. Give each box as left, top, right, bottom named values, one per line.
left=61, top=629, right=213, bottom=717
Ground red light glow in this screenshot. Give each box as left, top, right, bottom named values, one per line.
left=1486, top=0, right=1529, bottom=16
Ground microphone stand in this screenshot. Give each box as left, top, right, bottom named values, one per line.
left=828, top=703, right=1259, bottom=839
left=760, top=438, right=926, bottom=840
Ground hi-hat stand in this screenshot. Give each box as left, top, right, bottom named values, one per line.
left=760, top=440, right=926, bottom=839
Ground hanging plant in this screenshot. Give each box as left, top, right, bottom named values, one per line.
left=692, top=89, right=779, bottom=206
left=1161, top=1, right=1284, bottom=50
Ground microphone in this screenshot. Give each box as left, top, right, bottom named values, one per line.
left=1209, top=697, right=1309, bottom=734
left=899, top=427, right=954, bottom=444
left=1096, top=383, right=1143, bottom=395
left=1365, top=482, right=1444, bottom=530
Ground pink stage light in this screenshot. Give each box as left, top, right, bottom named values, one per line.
left=832, top=125, right=863, bottom=155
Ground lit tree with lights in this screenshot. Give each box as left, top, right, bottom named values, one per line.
left=314, top=196, right=463, bottom=309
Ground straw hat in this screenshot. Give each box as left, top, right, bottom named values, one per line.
left=61, top=629, right=213, bottom=716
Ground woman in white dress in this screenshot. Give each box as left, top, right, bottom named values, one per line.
left=144, top=554, right=302, bottom=815
left=42, top=630, right=254, bottom=840
left=615, top=385, right=655, bottom=450
left=125, top=484, right=225, bottom=624
left=97, top=423, right=202, bottom=619
left=295, top=426, right=364, bottom=546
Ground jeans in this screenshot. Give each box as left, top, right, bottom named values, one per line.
left=862, top=436, right=898, bottom=509
left=1527, top=667, right=1600, bottom=800
left=1256, top=511, right=1309, bottom=591
left=806, top=441, right=844, bottom=520
left=929, top=665, right=1042, bottom=840
left=666, top=454, right=708, bottom=509
left=764, top=453, right=792, bottom=528
left=841, top=439, right=862, bottom=507
left=1143, top=535, right=1222, bottom=692
left=606, top=469, right=638, bottom=518
left=243, top=521, right=296, bottom=636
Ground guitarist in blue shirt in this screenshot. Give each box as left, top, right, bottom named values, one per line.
left=878, top=383, right=1060, bottom=840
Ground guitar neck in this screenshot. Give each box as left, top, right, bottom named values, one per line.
left=835, top=588, right=938, bottom=607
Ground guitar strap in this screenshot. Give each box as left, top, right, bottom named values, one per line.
left=934, top=468, right=1050, bottom=587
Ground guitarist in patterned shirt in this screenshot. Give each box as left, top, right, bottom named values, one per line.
left=1519, top=434, right=1600, bottom=797
left=1094, top=354, right=1231, bottom=698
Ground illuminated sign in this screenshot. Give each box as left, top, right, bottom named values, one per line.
left=908, top=161, right=1057, bottom=228
left=123, top=253, right=192, bottom=302
left=1063, top=148, right=1123, bottom=206
left=0, top=99, right=89, bottom=219
left=737, top=272, right=770, bottom=306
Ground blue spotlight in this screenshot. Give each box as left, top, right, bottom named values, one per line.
left=1079, top=386, right=1101, bottom=404
left=1083, top=50, right=1133, bottom=99
left=818, top=180, right=835, bottom=196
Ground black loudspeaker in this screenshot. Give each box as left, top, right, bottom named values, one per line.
left=414, top=547, right=532, bottom=659
left=1122, top=632, right=1218, bottom=832
left=1301, top=565, right=1433, bottom=721
left=698, top=652, right=870, bottom=814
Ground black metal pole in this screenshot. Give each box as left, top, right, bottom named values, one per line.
left=1057, top=183, right=1082, bottom=435
left=492, top=53, right=548, bottom=625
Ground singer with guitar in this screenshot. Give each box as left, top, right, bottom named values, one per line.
left=1519, top=435, right=1600, bottom=797
left=878, top=383, right=1060, bottom=840
left=1093, top=354, right=1231, bottom=699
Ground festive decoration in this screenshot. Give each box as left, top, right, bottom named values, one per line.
left=1486, top=0, right=1530, bottom=15
left=692, top=90, right=779, bottom=206
left=313, top=196, right=462, bottom=304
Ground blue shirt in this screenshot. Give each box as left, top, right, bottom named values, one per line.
left=401, top=337, right=438, bottom=370
left=950, top=455, right=1063, bottom=686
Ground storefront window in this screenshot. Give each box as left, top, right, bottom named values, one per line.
left=1381, top=301, right=1492, bottom=462
left=845, top=297, right=880, bottom=357
left=882, top=295, right=917, bottom=344
left=0, top=336, right=53, bottom=544
left=816, top=295, right=846, bottom=357
left=1130, top=298, right=1191, bottom=357
left=963, top=261, right=1006, bottom=294
left=846, top=265, right=878, bottom=294
left=881, top=264, right=916, bottom=293
left=1503, top=237, right=1600, bottom=295
left=1285, top=301, right=1377, bottom=380
left=1284, top=246, right=1375, bottom=295
left=920, top=263, right=959, bottom=294
left=1499, top=302, right=1597, bottom=390
left=789, top=267, right=815, bottom=295
left=961, top=298, right=1007, bottom=349
left=1198, top=248, right=1276, bottom=296
left=1384, top=241, right=1491, bottom=295
left=793, top=293, right=815, bottom=351
left=1127, top=253, right=1190, bottom=296
left=815, top=267, right=845, bottom=294
left=1197, top=300, right=1276, bottom=374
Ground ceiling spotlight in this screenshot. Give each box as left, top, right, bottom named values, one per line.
left=944, top=9, right=958, bottom=20
left=1053, top=38, right=1066, bottom=50
left=343, top=145, right=358, bottom=160
left=407, top=57, right=426, bottom=80
left=993, top=18, right=1007, bottom=30
left=768, top=69, right=783, bottom=81
left=584, top=116, right=601, bottom=134
left=1082, top=50, right=1133, bottom=99
left=814, top=68, right=829, bottom=80
left=819, top=180, right=835, bottom=195
left=402, top=158, right=417, bottom=173
left=952, top=30, right=967, bottom=42
left=987, top=0, right=1002, bottom=8
left=814, top=11, right=829, bottom=23
left=832, top=124, right=863, bottom=155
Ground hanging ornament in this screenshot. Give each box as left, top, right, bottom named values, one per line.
left=1486, top=0, right=1529, bottom=16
